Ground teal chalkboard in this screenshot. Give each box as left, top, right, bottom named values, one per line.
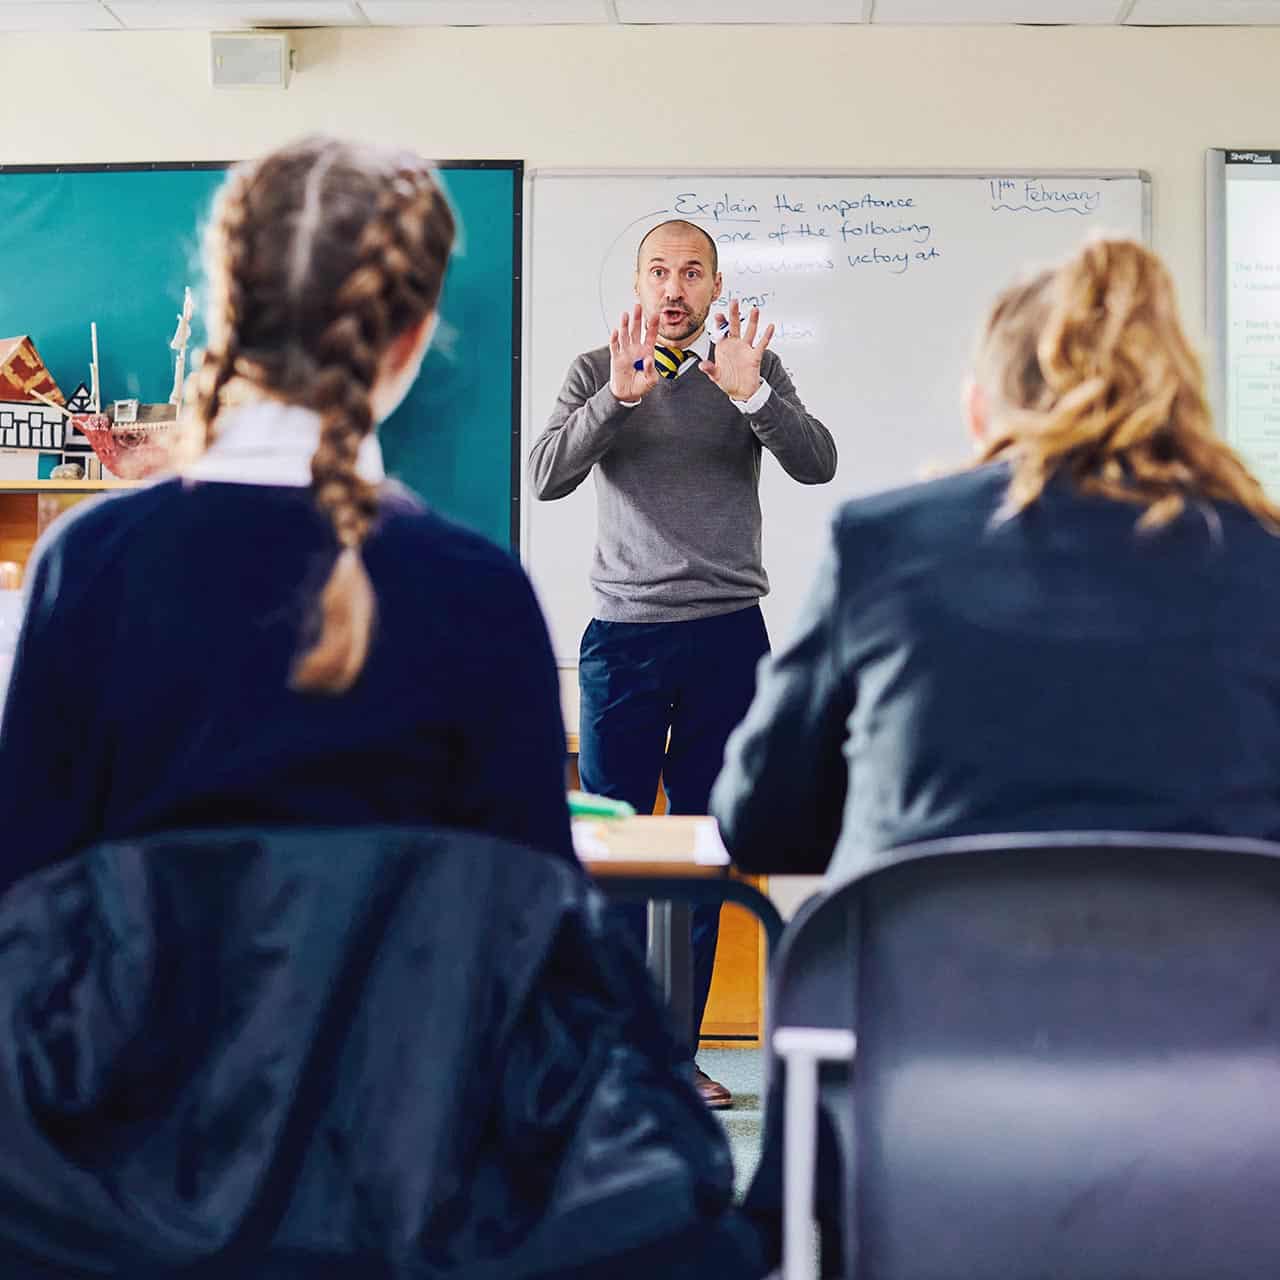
left=0, top=160, right=521, bottom=548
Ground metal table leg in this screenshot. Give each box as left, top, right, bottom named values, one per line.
left=646, top=900, right=695, bottom=1051
left=614, top=877, right=786, bottom=1052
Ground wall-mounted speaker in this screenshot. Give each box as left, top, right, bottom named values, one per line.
left=209, top=32, right=293, bottom=90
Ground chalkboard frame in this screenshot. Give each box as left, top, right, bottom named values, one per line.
left=0, top=157, right=524, bottom=549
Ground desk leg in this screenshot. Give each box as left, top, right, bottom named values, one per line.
left=647, top=901, right=696, bottom=1052
left=647, top=901, right=671, bottom=992
left=668, top=901, right=694, bottom=1052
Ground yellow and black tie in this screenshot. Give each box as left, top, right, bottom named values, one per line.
left=653, top=345, right=688, bottom=379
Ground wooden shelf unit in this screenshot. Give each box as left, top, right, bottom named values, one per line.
left=0, top=479, right=139, bottom=577
left=1, top=479, right=136, bottom=493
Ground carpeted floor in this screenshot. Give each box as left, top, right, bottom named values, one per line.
left=697, top=1047, right=765, bottom=1198
left=698, top=1048, right=825, bottom=1277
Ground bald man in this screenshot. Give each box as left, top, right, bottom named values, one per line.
left=529, top=219, right=837, bottom=1108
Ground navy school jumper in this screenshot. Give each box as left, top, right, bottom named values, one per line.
left=0, top=479, right=573, bottom=889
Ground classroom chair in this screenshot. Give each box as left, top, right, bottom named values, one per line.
left=754, top=831, right=1280, bottom=1280
left=0, top=824, right=762, bottom=1278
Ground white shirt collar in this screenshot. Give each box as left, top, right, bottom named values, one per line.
left=183, top=400, right=386, bottom=487
left=687, top=329, right=713, bottom=361
left=666, top=329, right=713, bottom=379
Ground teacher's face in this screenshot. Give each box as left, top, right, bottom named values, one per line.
left=634, top=225, right=722, bottom=346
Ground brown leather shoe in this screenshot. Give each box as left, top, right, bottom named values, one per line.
left=694, top=1065, right=733, bottom=1110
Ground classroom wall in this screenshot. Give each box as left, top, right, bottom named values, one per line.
left=2, top=22, right=1267, bottom=310
left=2, top=20, right=1271, bottom=912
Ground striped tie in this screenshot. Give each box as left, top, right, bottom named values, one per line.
left=653, top=345, right=687, bottom=379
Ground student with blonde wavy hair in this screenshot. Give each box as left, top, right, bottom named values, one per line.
left=712, top=236, right=1280, bottom=883
left=0, top=136, right=574, bottom=878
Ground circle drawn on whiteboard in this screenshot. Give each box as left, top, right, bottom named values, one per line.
left=596, top=204, right=721, bottom=337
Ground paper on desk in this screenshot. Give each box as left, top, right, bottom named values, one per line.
left=571, top=815, right=730, bottom=866
left=692, top=818, right=730, bottom=866
left=571, top=820, right=611, bottom=859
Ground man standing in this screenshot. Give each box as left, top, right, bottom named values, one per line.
left=528, top=219, right=837, bottom=1108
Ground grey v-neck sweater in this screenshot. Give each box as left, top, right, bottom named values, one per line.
left=529, top=345, right=837, bottom=623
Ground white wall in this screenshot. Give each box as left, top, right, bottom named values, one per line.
left=2, top=21, right=1272, bottom=315
left=1, top=21, right=1270, bottom=908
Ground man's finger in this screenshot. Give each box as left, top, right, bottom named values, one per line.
left=701, top=361, right=721, bottom=383
left=619, top=310, right=632, bottom=346
left=744, top=307, right=760, bottom=345
left=728, top=298, right=741, bottom=339
left=758, top=323, right=775, bottom=351
left=644, top=314, right=660, bottom=349
left=610, top=329, right=621, bottom=357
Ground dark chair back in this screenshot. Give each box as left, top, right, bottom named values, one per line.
left=764, top=832, right=1280, bottom=1280
left=0, top=825, right=737, bottom=1279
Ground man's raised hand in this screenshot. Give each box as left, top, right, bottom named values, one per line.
left=699, top=299, right=775, bottom=402
left=609, top=304, right=660, bottom=402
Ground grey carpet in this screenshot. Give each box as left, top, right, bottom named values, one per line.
left=697, top=1047, right=764, bottom=1198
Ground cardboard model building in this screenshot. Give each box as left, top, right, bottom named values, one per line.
left=0, top=338, right=69, bottom=478
left=0, top=336, right=65, bottom=408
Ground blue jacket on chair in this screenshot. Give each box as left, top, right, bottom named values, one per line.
left=0, top=826, right=753, bottom=1278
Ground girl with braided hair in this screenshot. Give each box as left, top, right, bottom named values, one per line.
left=0, top=140, right=770, bottom=1279
left=0, top=136, right=573, bottom=877
left=714, top=236, right=1280, bottom=883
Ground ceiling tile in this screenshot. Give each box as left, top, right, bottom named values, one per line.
left=356, top=0, right=608, bottom=23
left=0, top=1, right=120, bottom=29
left=1126, top=0, right=1280, bottom=21
left=873, top=0, right=1120, bottom=21
left=108, top=1, right=361, bottom=29
left=615, top=0, right=864, bottom=20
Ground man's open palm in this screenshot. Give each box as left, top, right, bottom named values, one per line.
left=700, top=300, right=774, bottom=402
left=609, top=304, right=660, bottom=401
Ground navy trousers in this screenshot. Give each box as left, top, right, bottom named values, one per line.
left=578, top=604, right=770, bottom=1047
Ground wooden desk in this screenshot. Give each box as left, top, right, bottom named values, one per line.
left=565, top=749, right=769, bottom=1044
left=575, top=815, right=784, bottom=1050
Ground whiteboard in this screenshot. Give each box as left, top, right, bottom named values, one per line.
left=524, top=169, right=1150, bottom=672
left=1205, top=149, right=1280, bottom=499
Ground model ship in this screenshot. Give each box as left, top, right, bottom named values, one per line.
left=64, top=289, right=194, bottom=481
left=0, top=292, right=194, bottom=483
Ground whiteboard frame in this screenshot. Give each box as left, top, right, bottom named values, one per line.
left=1206, top=149, right=1229, bottom=431
left=521, top=166, right=1153, bottom=656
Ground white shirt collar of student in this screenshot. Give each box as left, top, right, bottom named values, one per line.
left=183, top=400, right=386, bottom=487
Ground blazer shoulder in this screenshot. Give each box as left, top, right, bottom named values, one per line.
left=834, top=462, right=1007, bottom=541
left=825, top=464, right=1010, bottom=597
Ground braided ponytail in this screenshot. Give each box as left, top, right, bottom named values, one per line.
left=194, top=166, right=254, bottom=446
left=198, top=138, right=455, bottom=695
